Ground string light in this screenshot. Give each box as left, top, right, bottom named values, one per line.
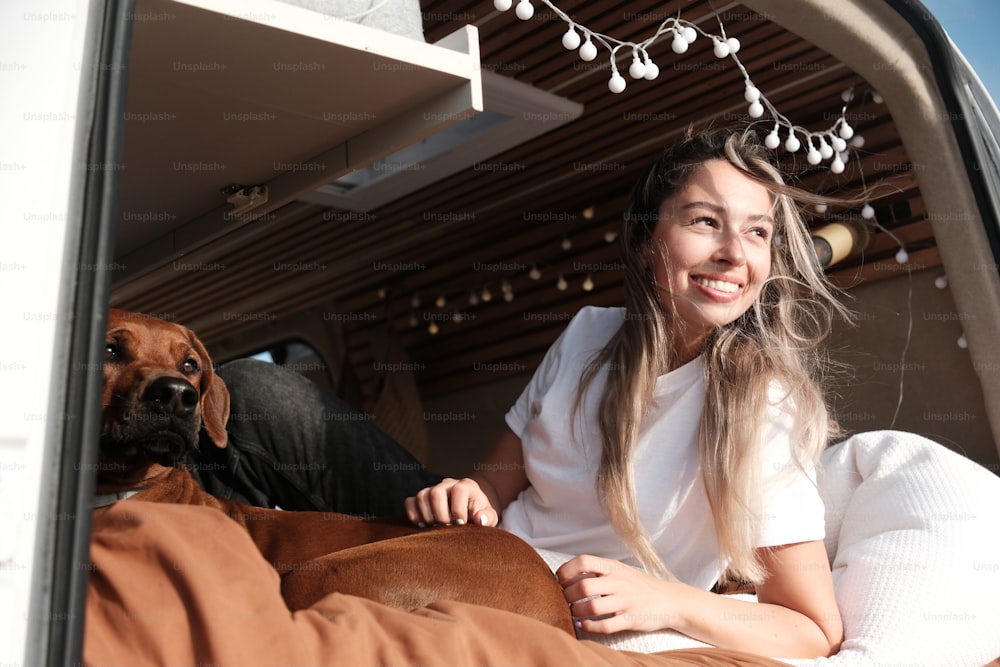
left=493, top=1, right=879, bottom=173
left=501, top=280, right=514, bottom=302
left=556, top=273, right=568, bottom=291
left=582, top=274, right=594, bottom=291
left=529, top=264, right=542, bottom=280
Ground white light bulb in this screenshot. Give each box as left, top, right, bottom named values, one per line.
left=608, top=71, right=626, bottom=93
left=671, top=33, right=689, bottom=54
left=744, top=85, right=761, bottom=103
left=726, top=37, right=741, bottom=53
left=785, top=133, right=801, bottom=153
left=468, top=290, right=479, bottom=305
left=582, top=275, right=594, bottom=291
left=764, top=131, right=781, bottom=150
left=958, top=333, right=968, bottom=349
left=841, top=88, right=855, bottom=103
left=561, top=236, right=572, bottom=250
left=529, top=265, right=541, bottom=280
left=493, top=0, right=512, bottom=10
left=643, top=59, right=659, bottom=80
left=831, top=136, right=847, bottom=152
left=435, top=294, right=446, bottom=308
left=935, top=275, right=948, bottom=289
left=481, top=286, right=492, bottom=302
left=578, top=38, right=597, bottom=62
left=851, top=135, right=865, bottom=148
left=895, top=248, right=909, bottom=264
left=748, top=101, right=764, bottom=118
left=556, top=274, right=568, bottom=291
left=503, top=291, right=514, bottom=302
left=682, top=26, right=697, bottom=43
left=807, top=148, right=822, bottom=165
left=561, top=27, right=581, bottom=50
left=628, top=57, right=646, bottom=79
left=428, top=321, right=439, bottom=335
left=815, top=203, right=828, bottom=213
left=411, top=294, right=420, bottom=309
left=861, top=204, right=875, bottom=219
left=514, top=0, right=533, bottom=20
left=830, top=156, right=845, bottom=174
left=839, top=122, right=854, bottom=140
left=819, top=139, right=834, bottom=159
left=604, top=230, right=618, bottom=243
left=712, top=38, right=730, bottom=58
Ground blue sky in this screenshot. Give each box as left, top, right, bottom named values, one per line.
left=919, top=0, right=1000, bottom=104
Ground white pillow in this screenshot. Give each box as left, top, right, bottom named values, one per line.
left=534, top=431, right=1000, bottom=666
left=787, top=430, right=1000, bottom=667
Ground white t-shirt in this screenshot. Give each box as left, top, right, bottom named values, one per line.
left=501, top=306, right=825, bottom=590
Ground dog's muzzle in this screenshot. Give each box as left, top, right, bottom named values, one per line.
left=102, top=375, right=202, bottom=465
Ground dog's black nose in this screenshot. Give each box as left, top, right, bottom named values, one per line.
left=142, top=376, right=198, bottom=418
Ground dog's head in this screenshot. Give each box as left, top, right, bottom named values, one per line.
left=101, top=309, right=230, bottom=476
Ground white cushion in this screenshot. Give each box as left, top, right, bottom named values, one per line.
left=534, top=431, right=1000, bottom=665
left=787, top=430, right=1000, bottom=666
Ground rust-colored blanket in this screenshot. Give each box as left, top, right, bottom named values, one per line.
left=84, top=500, right=786, bottom=667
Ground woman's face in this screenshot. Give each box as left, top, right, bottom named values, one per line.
left=651, top=158, right=775, bottom=358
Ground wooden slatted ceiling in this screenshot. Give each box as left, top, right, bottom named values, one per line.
left=110, top=1, right=933, bottom=405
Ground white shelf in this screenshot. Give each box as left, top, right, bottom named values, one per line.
left=114, top=0, right=481, bottom=285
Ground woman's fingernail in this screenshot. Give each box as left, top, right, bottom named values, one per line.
left=417, top=522, right=427, bottom=529
left=479, top=514, right=489, bottom=526
left=454, top=518, right=466, bottom=526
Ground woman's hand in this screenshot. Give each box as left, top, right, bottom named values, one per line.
left=404, top=477, right=499, bottom=528
left=556, top=554, right=677, bottom=634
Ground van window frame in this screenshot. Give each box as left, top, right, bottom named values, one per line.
left=889, top=0, right=1000, bottom=268
left=42, top=1, right=134, bottom=665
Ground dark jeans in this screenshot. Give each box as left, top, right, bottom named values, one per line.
left=186, top=359, right=443, bottom=516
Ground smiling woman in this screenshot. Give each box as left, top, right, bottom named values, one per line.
left=405, top=128, right=846, bottom=658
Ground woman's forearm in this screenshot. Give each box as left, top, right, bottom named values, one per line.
left=664, top=581, right=840, bottom=659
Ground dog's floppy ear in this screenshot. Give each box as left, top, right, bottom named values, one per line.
left=186, top=327, right=230, bottom=449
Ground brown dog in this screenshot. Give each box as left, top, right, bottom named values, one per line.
left=97, top=308, right=574, bottom=632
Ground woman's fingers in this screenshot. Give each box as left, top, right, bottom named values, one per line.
left=404, top=478, right=497, bottom=527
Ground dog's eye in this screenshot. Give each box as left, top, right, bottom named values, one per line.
left=181, top=358, right=200, bottom=374
left=105, top=343, right=121, bottom=362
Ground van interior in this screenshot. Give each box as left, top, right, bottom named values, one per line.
left=107, top=0, right=1000, bottom=477
left=13, top=0, right=997, bottom=664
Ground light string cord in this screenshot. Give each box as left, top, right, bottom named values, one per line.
left=497, top=0, right=871, bottom=173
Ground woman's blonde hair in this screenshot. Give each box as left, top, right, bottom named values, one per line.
left=577, top=127, right=849, bottom=583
